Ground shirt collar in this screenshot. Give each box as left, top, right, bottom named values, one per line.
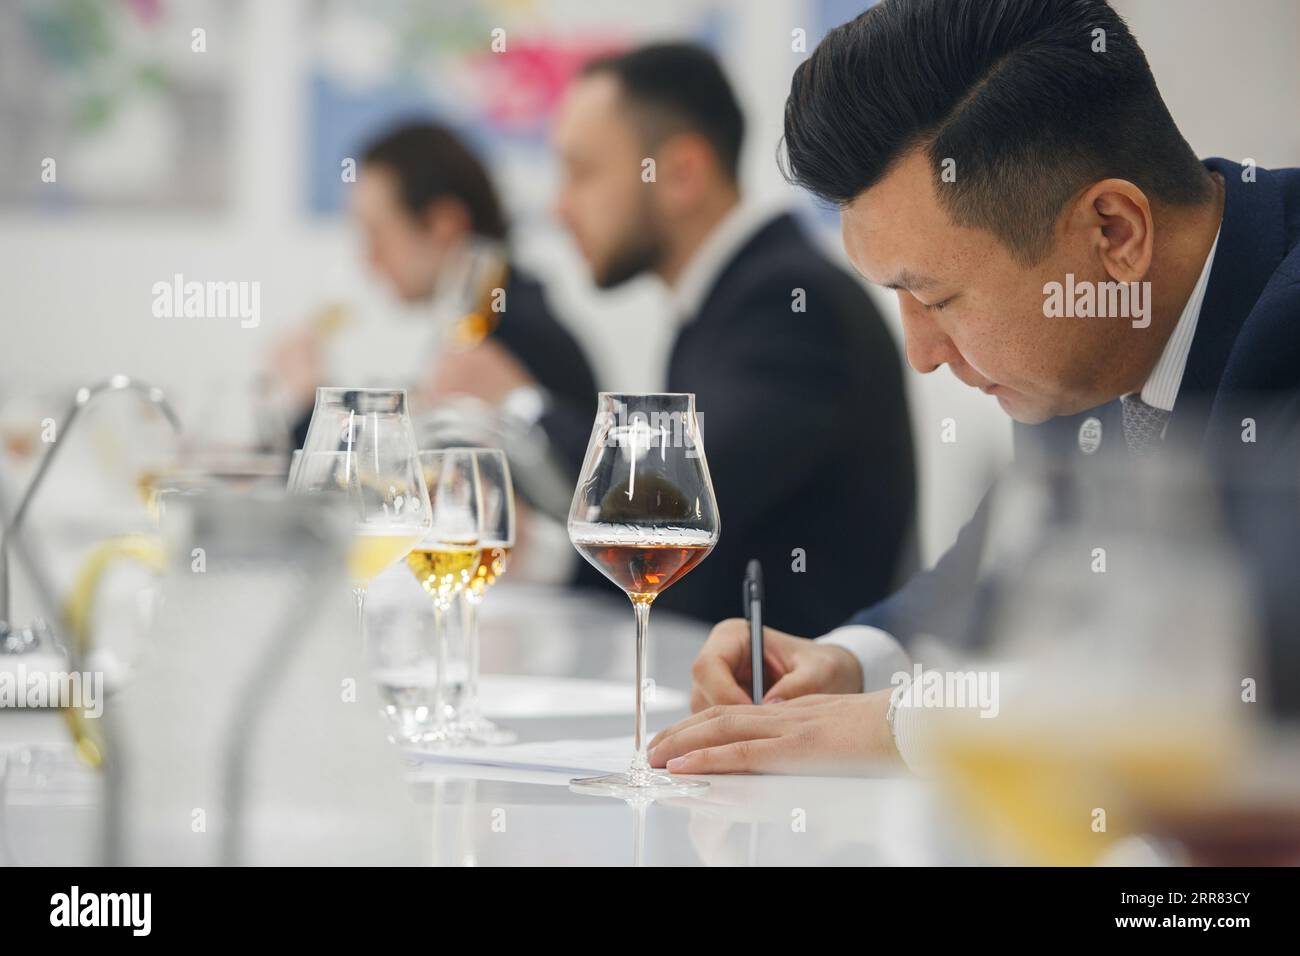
left=668, top=202, right=785, bottom=322
left=1139, top=225, right=1221, bottom=412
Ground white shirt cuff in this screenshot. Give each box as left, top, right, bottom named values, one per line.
left=888, top=662, right=1025, bottom=775
left=889, top=697, right=930, bottom=773
left=815, top=625, right=911, bottom=693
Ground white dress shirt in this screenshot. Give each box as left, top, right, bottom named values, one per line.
left=818, top=225, right=1223, bottom=768
left=668, top=201, right=787, bottom=323
left=1136, top=225, right=1221, bottom=412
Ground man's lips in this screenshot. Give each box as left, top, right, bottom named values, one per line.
left=955, top=372, right=999, bottom=394
left=951, top=366, right=1006, bottom=396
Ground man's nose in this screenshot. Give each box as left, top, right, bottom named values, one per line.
left=898, top=293, right=958, bottom=374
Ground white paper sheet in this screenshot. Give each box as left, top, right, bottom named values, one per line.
left=405, top=736, right=636, bottom=779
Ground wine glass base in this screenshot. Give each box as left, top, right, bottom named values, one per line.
left=385, top=718, right=442, bottom=747
left=570, top=770, right=708, bottom=798
left=407, top=723, right=469, bottom=750
left=459, top=717, right=517, bottom=746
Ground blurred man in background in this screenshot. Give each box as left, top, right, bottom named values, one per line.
left=545, top=43, right=917, bottom=635
left=273, top=121, right=599, bottom=461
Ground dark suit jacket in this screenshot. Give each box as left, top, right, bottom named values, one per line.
left=844, top=158, right=1300, bottom=716
left=292, top=265, right=598, bottom=452
left=558, top=213, right=917, bottom=635
left=492, top=268, right=599, bottom=433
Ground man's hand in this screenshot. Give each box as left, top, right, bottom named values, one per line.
left=687, top=618, right=865, bottom=712
left=647, top=690, right=900, bottom=776
left=422, top=337, right=536, bottom=406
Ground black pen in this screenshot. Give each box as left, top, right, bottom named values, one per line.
left=743, top=559, right=764, bottom=704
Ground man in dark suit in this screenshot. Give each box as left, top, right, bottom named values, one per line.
left=276, top=121, right=598, bottom=451
left=651, top=0, right=1300, bottom=773
left=543, top=43, right=916, bottom=635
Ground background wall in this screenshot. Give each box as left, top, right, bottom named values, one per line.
left=1, top=0, right=1297, bottom=565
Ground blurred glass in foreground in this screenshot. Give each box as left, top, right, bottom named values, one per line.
left=924, top=448, right=1292, bottom=865
left=106, top=489, right=420, bottom=865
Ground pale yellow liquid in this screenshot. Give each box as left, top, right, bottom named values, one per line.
left=932, top=715, right=1233, bottom=866
left=406, top=547, right=481, bottom=605
left=466, top=545, right=512, bottom=598
left=349, top=532, right=423, bottom=587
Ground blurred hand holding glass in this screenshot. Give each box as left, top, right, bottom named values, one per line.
left=568, top=393, right=718, bottom=797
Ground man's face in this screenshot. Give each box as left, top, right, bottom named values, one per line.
left=841, top=149, right=1122, bottom=424
left=552, top=73, right=664, bottom=288
left=350, top=165, right=444, bottom=302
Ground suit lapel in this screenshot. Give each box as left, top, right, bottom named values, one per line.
left=1165, top=158, right=1289, bottom=448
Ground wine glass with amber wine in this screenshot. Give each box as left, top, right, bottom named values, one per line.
left=455, top=448, right=517, bottom=744
left=568, top=393, right=719, bottom=797
left=404, top=448, right=482, bottom=744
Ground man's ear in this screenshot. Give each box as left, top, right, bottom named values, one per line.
left=421, top=197, right=472, bottom=245
left=1075, top=179, right=1153, bottom=283
left=656, top=132, right=717, bottom=211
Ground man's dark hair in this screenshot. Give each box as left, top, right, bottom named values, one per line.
left=781, top=0, right=1213, bottom=263
left=583, top=43, right=745, bottom=182
left=362, top=121, right=508, bottom=240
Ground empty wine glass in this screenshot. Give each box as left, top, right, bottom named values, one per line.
left=455, top=448, right=517, bottom=745
left=404, top=448, right=482, bottom=745
left=568, top=393, right=719, bottom=797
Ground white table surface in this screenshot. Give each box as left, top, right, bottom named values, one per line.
left=0, top=581, right=955, bottom=867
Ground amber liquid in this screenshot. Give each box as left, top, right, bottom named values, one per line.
left=467, top=545, right=512, bottom=598
left=406, top=546, right=481, bottom=605
left=574, top=541, right=712, bottom=603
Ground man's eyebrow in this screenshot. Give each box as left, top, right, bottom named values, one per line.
left=881, top=270, right=940, bottom=292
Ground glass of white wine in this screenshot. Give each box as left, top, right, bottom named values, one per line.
left=404, top=448, right=482, bottom=745
left=292, top=387, right=431, bottom=644
left=455, top=448, right=517, bottom=745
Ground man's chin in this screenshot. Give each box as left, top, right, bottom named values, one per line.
left=593, top=267, right=637, bottom=291
left=594, top=256, right=652, bottom=290
left=591, top=235, right=662, bottom=290
left=994, top=391, right=1053, bottom=425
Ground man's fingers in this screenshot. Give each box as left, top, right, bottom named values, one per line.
left=648, top=713, right=783, bottom=767
left=690, top=652, right=751, bottom=712
left=763, top=667, right=821, bottom=703
left=689, top=686, right=707, bottom=715
left=649, top=703, right=772, bottom=751
left=664, top=737, right=794, bottom=775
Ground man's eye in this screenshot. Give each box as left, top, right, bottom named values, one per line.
left=923, top=298, right=953, bottom=312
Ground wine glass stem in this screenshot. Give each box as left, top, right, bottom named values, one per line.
left=632, top=800, right=647, bottom=866
left=461, top=591, right=481, bottom=723
left=631, top=599, right=652, bottom=775
left=434, top=603, right=448, bottom=721
left=353, top=586, right=367, bottom=644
